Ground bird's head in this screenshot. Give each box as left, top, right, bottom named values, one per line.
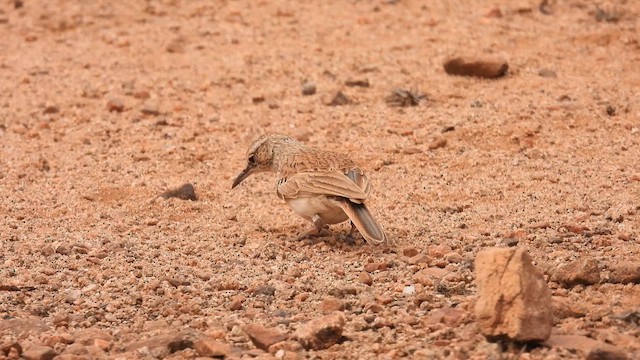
left=231, top=134, right=298, bottom=188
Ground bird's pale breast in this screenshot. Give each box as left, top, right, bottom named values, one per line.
left=285, top=196, right=349, bottom=224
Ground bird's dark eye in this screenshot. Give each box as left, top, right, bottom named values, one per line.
left=248, top=155, right=256, bottom=165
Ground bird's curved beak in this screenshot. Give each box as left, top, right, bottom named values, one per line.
left=231, top=165, right=254, bottom=189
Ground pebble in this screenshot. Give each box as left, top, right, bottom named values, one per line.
left=425, top=307, right=466, bottom=327
left=106, top=98, right=125, bottom=112
left=42, top=105, right=60, bottom=115
left=160, top=183, right=197, bottom=201
left=327, top=91, right=349, bottom=106
left=551, top=258, right=601, bottom=287
left=443, top=57, right=509, bottom=78
left=141, top=103, right=160, bottom=116
left=319, top=297, right=345, bottom=314
left=546, top=334, right=628, bottom=359
left=243, top=324, right=287, bottom=351
left=363, top=262, right=387, bottom=273
left=358, top=271, right=373, bottom=286
left=428, top=137, right=447, bottom=150
left=538, top=68, right=557, bottom=78
left=402, top=285, right=416, bottom=295
left=345, top=79, right=369, bottom=87
left=293, top=313, right=345, bottom=350
left=193, top=337, right=231, bottom=358
left=301, top=82, right=316, bottom=96
left=402, top=248, right=419, bottom=257
left=607, top=261, right=640, bottom=284
left=475, top=247, right=553, bottom=341
left=22, top=344, right=57, bottom=360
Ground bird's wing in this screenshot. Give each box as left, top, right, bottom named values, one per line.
left=277, top=169, right=369, bottom=201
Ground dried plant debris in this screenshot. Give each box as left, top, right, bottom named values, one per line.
left=386, top=89, right=426, bottom=107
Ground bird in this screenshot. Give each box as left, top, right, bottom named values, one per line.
left=231, top=134, right=387, bottom=244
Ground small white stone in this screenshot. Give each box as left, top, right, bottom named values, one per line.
left=403, top=285, right=416, bottom=295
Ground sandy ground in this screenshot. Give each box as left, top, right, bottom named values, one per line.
left=1, top=0, right=639, bottom=359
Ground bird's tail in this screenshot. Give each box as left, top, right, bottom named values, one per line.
left=339, top=201, right=387, bottom=245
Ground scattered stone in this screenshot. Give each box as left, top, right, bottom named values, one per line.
left=538, top=68, right=557, bottom=78
left=587, top=347, right=628, bottom=360
left=475, top=247, right=553, bottom=342
left=0, top=317, right=50, bottom=337
left=0, top=342, right=22, bottom=357
left=319, top=297, right=345, bottom=314
left=229, top=296, right=244, bottom=311
left=294, top=313, right=345, bottom=350
left=345, top=79, right=369, bottom=87
left=74, top=328, right=113, bottom=345
left=160, top=183, right=197, bottom=201
left=166, top=36, right=186, bottom=53
left=444, top=252, right=463, bottom=263
left=141, top=103, right=161, bottom=116
left=551, top=258, right=601, bottom=287
left=358, top=271, right=373, bottom=286
left=443, top=57, right=509, bottom=78
left=268, top=340, right=303, bottom=355
left=553, top=297, right=587, bottom=319
left=125, top=333, right=193, bottom=357
left=428, top=137, right=447, bottom=150
left=402, top=248, right=419, bottom=257
left=251, top=285, right=276, bottom=296
left=301, top=82, right=316, bottom=96
left=327, top=91, right=349, bottom=106
left=402, top=285, right=415, bottom=295
left=252, top=96, right=266, bottom=104
left=133, top=90, right=150, bottom=99
left=22, top=344, right=57, bottom=360
left=193, top=337, right=231, bottom=358
left=406, top=253, right=430, bottom=265
left=386, top=88, right=425, bottom=107
left=106, top=98, right=125, bottom=112
left=43, top=105, right=60, bottom=115
left=243, top=324, right=287, bottom=351
left=608, top=261, right=640, bottom=284
left=547, top=334, right=628, bottom=359
left=441, top=125, right=456, bottom=133
left=425, top=307, right=466, bottom=327
left=486, top=7, right=503, bottom=18
left=363, top=262, right=387, bottom=272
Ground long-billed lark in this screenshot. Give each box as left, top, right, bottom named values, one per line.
left=231, top=134, right=387, bottom=244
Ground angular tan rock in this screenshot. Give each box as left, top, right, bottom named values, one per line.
left=475, top=247, right=553, bottom=342
left=243, top=324, right=287, bottom=352
left=551, top=258, right=601, bottom=287
left=193, top=337, right=231, bottom=357
left=293, top=313, right=345, bottom=350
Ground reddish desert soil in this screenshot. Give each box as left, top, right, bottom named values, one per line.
left=1, top=0, right=639, bottom=359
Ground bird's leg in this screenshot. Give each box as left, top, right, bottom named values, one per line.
left=344, top=221, right=357, bottom=245
left=294, top=215, right=329, bottom=241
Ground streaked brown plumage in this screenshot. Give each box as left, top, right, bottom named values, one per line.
left=231, top=134, right=387, bottom=244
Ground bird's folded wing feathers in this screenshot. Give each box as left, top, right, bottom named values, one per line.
left=277, top=170, right=368, bottom=201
